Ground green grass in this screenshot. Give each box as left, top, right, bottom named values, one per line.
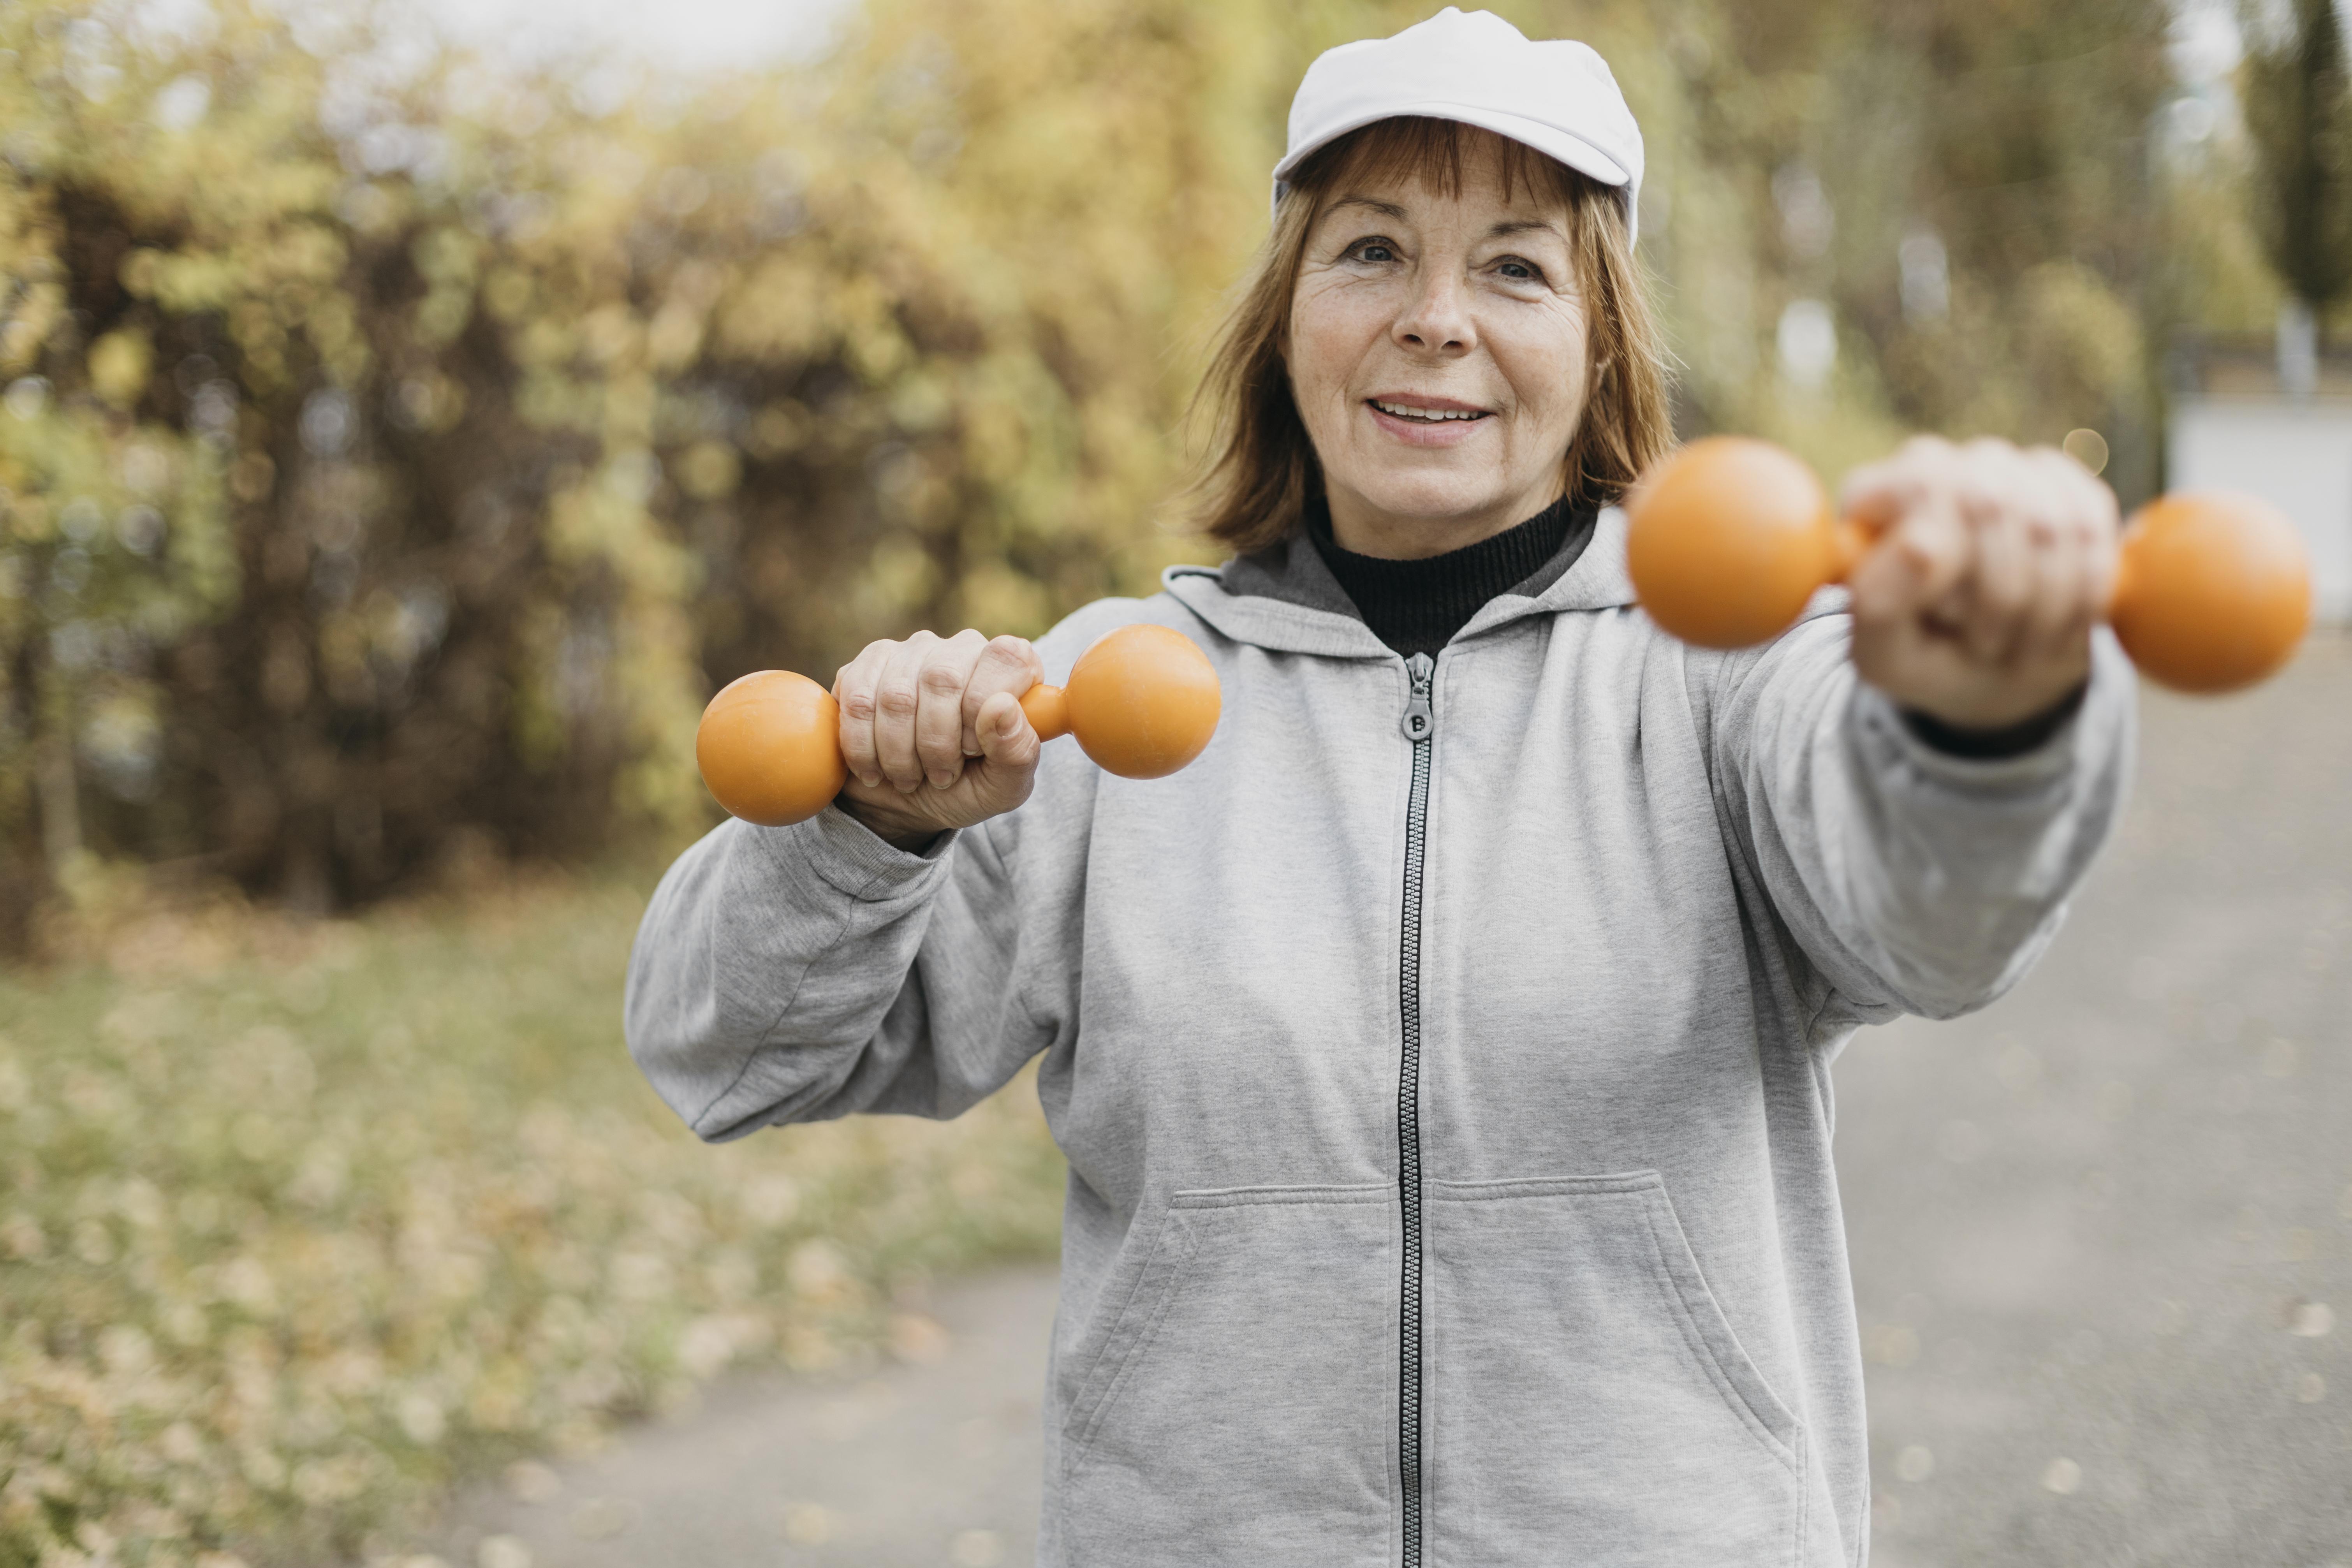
left=0, top=859, right=1068, bottom=1567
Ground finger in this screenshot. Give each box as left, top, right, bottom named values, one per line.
left=2015, top=506, right=2084, bottom=665
left=937, top=690, right=1038, bottom=820
left=1839, top=433, right=1956, bottom=532
left=962, top=635, right=1045, bottom=755
left=873, top=633, right=937, bottom=792
left=916, top=630, right=988, bottom=788
left=2066, top=455, right=2124, bottom=618
left=2016, top=451, right=2096, bottom=661
left=1953, top=448, right=2035, bottom=665
left=833, top=640, right=895, bottom=789
left=1850, top=479, right=1969, bottom=631
left=975, top=690, right=1041, bottom=771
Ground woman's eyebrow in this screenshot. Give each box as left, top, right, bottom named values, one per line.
left=1327, top=194, right=1409, bottom=220
left=1487, top=218, right=1566, bottom=241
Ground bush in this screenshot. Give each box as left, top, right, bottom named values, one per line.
left=0, top=0, right=1257, bottom=925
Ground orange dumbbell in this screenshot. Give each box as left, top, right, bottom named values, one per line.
left=694, top=623, right=1222, bottom=826
left=1623, top=436, right=2313, bottom=693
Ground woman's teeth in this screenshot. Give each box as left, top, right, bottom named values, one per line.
left=1372, top=401, right=1486, bottom=422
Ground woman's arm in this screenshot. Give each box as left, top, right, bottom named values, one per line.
left=1690, top=436, right=2137, bottom=1020
left=623, top=628, right=1063, bottom=1141
left=1694, top=616, right=2132, bottom=1021
left=623, top=803, right=1045, bottom=1140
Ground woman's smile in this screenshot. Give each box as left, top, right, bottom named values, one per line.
left=1365, top=393, right=1496, bottom=446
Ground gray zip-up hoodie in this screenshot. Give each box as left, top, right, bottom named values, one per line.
left=625, top=505, right=2133, bottom=1568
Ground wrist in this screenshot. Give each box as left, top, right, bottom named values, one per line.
left=1900, top=678, right=2089, bottom=760
left=835, top=795, right=945, bottom=853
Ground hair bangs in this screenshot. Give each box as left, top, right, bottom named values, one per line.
left=1295, top=116, right=1596, bottom=223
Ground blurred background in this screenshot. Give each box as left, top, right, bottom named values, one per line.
left=0, top=0, right=2343, bottom=1564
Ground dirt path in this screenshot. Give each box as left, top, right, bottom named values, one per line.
left=416, top=634, right=2350, bottom=1568
left=1835, top=634, right=2352, bottom=1565
left=422, top=1267, right=1058, bottom=1567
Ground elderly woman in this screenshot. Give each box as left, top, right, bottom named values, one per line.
left=627, top=8, right=2130, bottom=1564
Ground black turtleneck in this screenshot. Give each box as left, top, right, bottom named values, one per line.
left=1306, top=493, right=1593, bottom=660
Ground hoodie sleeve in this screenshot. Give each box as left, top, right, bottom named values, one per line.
left=1689, top=600, right=2135, bottom=1022
left=621, top=798, right=1052, bottom=1142
left=620, top=594, right=1160, bottom=1142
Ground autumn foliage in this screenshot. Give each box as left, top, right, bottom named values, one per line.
left=0, top=0, right=2243, bottom=939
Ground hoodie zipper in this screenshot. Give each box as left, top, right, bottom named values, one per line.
left=1397, top=651, right=1434, bottom=1565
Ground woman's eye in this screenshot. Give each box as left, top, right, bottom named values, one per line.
left=1349, top=240, right=1398, bottom=264
left=1496, top=258, right=1542, bottom=282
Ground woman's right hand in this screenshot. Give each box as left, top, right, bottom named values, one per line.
left=831, top=630, right=1046, bottom=849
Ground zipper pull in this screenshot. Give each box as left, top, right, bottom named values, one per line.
left=1401, top=653, right=1435, bottom=741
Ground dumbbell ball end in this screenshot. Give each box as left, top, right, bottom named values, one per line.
left=1625, top=436, right=1840, bottom=649
left=2109, top=492, right=2312, bottom=694
left=695, top=669, right=849, bottom=827
left=1064, top=624, right=1222, bottom=779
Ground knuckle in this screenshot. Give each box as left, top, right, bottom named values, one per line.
left=918, top=661, right=966, bottom=695
left=876, top=681, right=920, bottom=718
left=840, top=690, right=876, bottom=721
left=1894, top=530, right=1943, bottom=569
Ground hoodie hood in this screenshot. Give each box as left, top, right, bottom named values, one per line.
left=1163, top=505, right=1640, bottom=659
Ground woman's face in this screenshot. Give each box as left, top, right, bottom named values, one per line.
left=1287, top=138, right=1591, bottom=560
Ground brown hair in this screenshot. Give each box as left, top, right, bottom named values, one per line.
left=1187, top=116, right=1674, bottom=554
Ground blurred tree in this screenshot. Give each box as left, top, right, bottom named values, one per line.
left=1797, top=0, right=2173, bottom=494
left=0, top=0, right=1298, bottom=928
left=2240, top=0, right=2352, bottom=339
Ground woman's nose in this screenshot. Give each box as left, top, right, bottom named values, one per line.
left=1391, top=266, right=1475, bottom=356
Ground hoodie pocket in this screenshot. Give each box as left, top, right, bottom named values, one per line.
left=1060, top=1183, right=1396, bottom=1568
left=1423, top=1173, right=1805, bottom=1568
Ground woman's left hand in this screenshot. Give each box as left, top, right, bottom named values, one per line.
left=1840, top=435, right=2120, bottom=731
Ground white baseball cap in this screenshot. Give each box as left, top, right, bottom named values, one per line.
left=1272, top=7, right=1644, bottom=246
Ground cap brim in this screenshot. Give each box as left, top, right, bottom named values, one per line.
left=1271, top=100, right=1631, bottom=192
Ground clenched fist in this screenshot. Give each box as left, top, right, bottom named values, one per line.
left=1842, top=435, right=2120, bottom=732
left=832, top=629, right=1045, bottom=850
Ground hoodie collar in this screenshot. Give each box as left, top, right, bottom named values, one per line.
left=1162, top=505, right=1638, bottom=658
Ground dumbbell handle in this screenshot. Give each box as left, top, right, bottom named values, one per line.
left=1624, top=437, right=2313, bottom=694
left=1017, top=683, right=1072, bottom=744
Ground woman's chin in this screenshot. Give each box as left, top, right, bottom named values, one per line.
left=1340, top=472, right=1532, bottom=535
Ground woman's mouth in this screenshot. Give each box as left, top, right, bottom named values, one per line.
left=1367, top=398, right=1490, bottom=424
left=1364, top=397, right=1493, bottom=446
